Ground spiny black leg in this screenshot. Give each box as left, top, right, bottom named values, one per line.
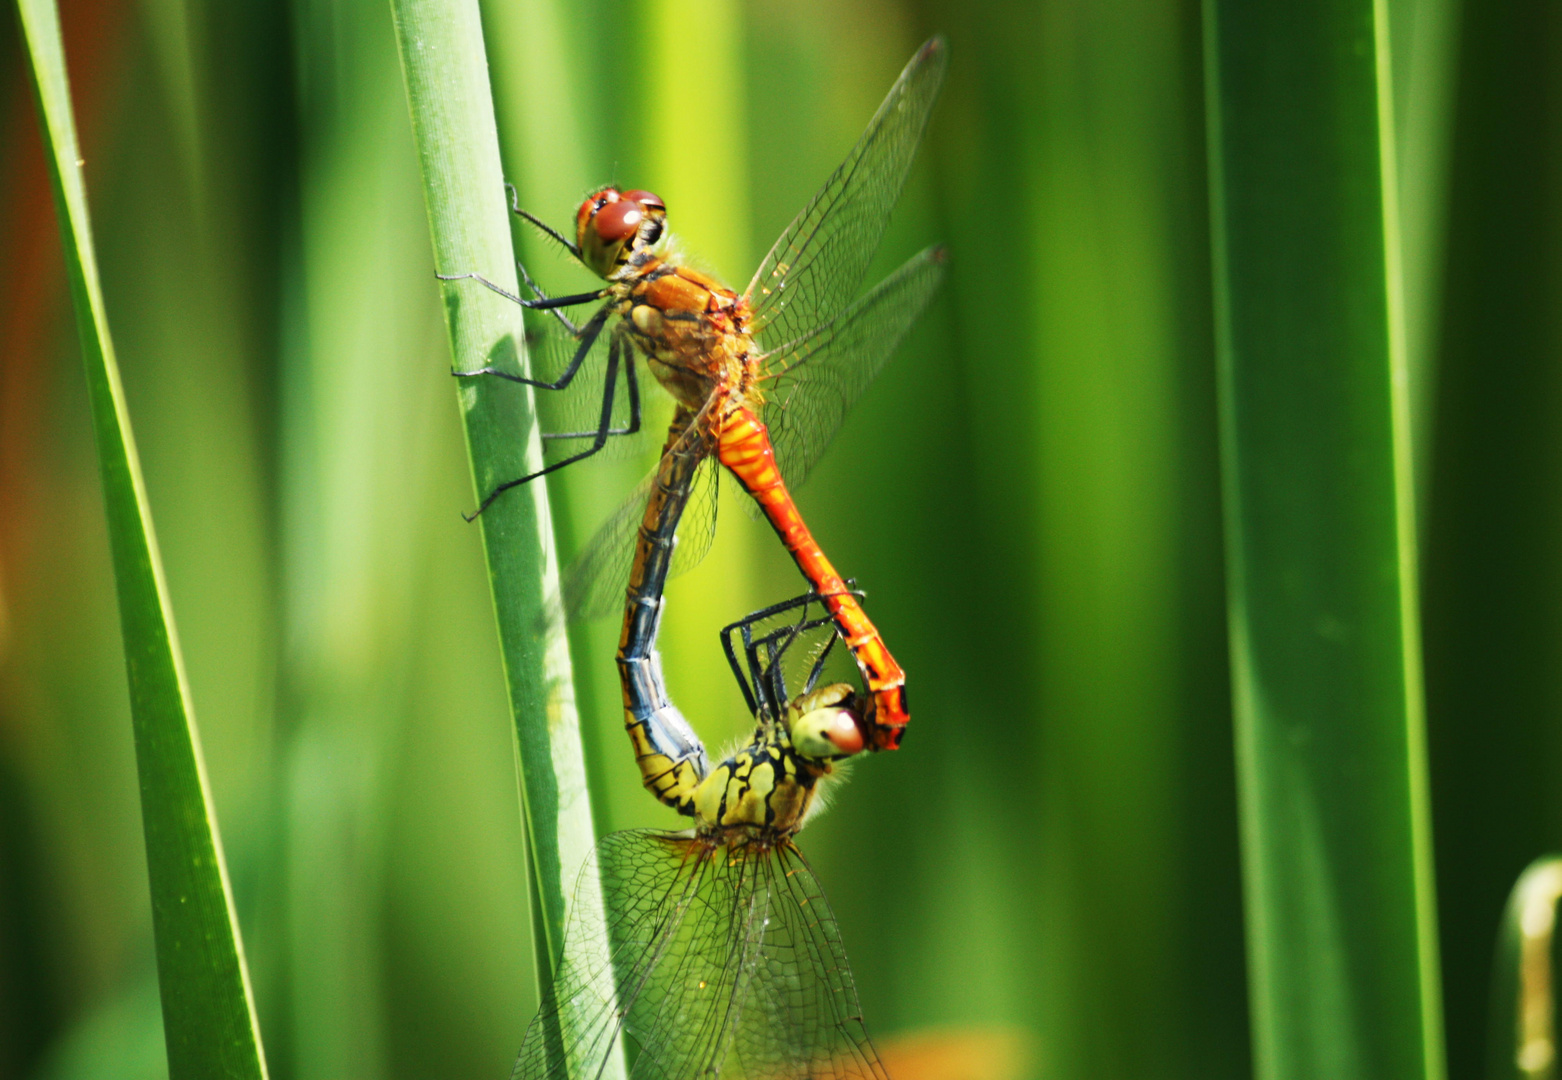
left=759, top=604, right=827, bottom=709
left=464, top=330, right=624, bottom=520
left=623, top=345, right=641, bottom=434
left=436, top=272, right=526, bottom=307
left=756, top=612, right=832, bottom=713
left=722, top=624, right=761, bottom=718
left=720, top=589, right=865, bottom=717
left=803, top=631, right=841, bottom=696
left=722, top=605, right=777, bottom=717
left=515, top=261, right=583, bottom=335
left=764, top=630, right=794, bottom=712
left=505, top=184, right=583, bottom=260
left=541, top=338, right=642, bottom=442
left=522, top=290, right=606, bottom=310
left=723, top=589, right=846, bottom=630
left=440, top=271, right=603, bottom=311
left=453, top=308, right=609, bottom=389
left=437, top=271, right=603, bottom=313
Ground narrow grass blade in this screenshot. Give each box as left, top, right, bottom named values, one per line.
left=387, top=0, right=604, bottom=985
left=1203, top=3, right=1445, bottom=1079
left=1387, top=0, right=1461, bottom=499
left=13, top=2, right=267, bottom=1078
left=1487, top=857, right=1562, bottom=1080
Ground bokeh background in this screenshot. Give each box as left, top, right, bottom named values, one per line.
left=1, top=0, right=1558, bottom=1078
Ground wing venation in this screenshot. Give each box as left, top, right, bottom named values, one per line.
left=512, top=832, right=889, bottom=1080
left=745, top=38, right=947, bottom=351
left=757, top=244, right=947, bottom=495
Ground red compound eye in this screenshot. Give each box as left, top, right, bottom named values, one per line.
left=592, top=199, right=642, bottom=243
left=621, top=189, right=665, bottom=212
left=576, top=187, right=618, bottom=227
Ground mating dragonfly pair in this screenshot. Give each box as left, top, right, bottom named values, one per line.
left=443, top=36, right=948, bottom=1080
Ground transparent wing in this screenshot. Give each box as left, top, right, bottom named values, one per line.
left=745, top=37, right=947, bottom=349
left=525, top=310, right=664, bottom=467
left=512, top=831, right=889, bottom=1080
left=757, top=245, right=946, bottom=494
left=735, top=842, right=889, bottom=1080
left=561, top=451, right=719, bottom=624
left=510, top=831, right=705, bottom=1080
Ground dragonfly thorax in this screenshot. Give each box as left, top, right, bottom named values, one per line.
left=617, top=260, right=761, bottom=416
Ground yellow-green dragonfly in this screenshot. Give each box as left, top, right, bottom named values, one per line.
left=513, top=591, right=888, bottom=1080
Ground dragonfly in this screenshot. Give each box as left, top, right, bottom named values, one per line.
left=513, top=588, right=889, bottom=1080
left=615, top=403, right=890, bottom=811
left=443, top=38, right=948, bottom=753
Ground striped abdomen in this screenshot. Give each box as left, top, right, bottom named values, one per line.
left=617, top=408, right=710, bottom=813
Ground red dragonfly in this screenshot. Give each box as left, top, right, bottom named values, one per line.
left=444, top=39, right=947, bottom=751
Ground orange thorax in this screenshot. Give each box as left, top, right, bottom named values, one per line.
left=621, top=258, right=758, bottom=417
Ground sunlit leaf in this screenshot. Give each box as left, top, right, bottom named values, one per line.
left=1205, top=3, right=1444, bottom=1078
left=14, top=2, right=267, bottom=1078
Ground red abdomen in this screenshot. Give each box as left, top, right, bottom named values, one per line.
left=716, top=406, right=909, bottom=749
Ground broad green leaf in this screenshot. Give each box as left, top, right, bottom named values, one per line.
left=14, top=1, right=267, bottom=1078
left=1204, top=2, right=1445, bottom=1078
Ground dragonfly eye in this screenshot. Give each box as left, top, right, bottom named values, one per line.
left=576, top=187, right=618, bottom=225
left=621, top=189, right=665, bottom=212
left=593, top=199, right=643, bottom=243
left=617, top=190, right=667, bottom=247
left=788, top=684, right=867, bottom=759
left=575, top=187, right=628, bottom=278
left=576, top=188, right=666, bottom=277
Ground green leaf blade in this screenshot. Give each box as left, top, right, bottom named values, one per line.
left=1203, top=3, right=1445, bottom=1079
left=387, top=0, right=604, bottom=995
left=14, top=1, right=268, bottom=1078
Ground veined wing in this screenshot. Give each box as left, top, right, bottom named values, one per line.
left=512, top=831, right=889, bottom=1080
left=561, top=436, right=720, bottom=624
left=734, top=841, right=888, bottom=1080
left=745, top=37, right=947, bottom=349
left=758, top=245, right=946, bottom=493
left=510, top=831, right=703, bottom=1080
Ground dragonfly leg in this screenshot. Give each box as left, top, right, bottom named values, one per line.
left=505, top=182, right=582, bottom=259
left=451, top=307, right=609, bottom=389
left=540, top=336, right=643, bottom=442
left=464, top=332, right=627, bottom=520
left=624, top=344, right=641, bottom=431
left=725, top=585, right=863, bottom=630
left=515, top=260, right=583, bottom=335
left=437, top=270, right=603, bottom=315
left=434, top=271, right=525, bottom=307
left=720, top=588, right=865, bottom=717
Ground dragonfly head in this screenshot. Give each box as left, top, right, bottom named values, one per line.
left=787, top=683, right=867, bottom=760
left=576, top=187, right=667, bottom=279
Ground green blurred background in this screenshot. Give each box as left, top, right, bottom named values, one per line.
left=1, top=0, right=1558, bottom=1078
